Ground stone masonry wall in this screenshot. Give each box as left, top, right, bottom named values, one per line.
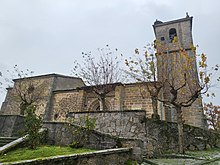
left=51, top=82, right=205, bottom=129
left=43, top=121, right=144, bottom=160
left=43, top=121, right=143, bottom=149
left=52, top=91, right=83, bottom=121
left=0, top=77, right=54, bottom=117
left=51, top=90, right=117, bottom=121
left=67, top=111, right=219, bottom=157
left=0, top=115, right=25, bottom=137
left=51, top=83, right=156, bottom=122
left=0, top=74, right=85, bottom=121
left=0, top=74, right=206, bottom=129
left=0, top=114, right=216, bottom=159
left=154, top=17, right=205, bottom=129
left=85, top=91, right=115, bottom=111
left=43, top=121, right=119, bottom=149
left=69, top=110, right=146, bottom=138
left=145, top=119, right=220, bottom=156
left=122, top=84, right=153, bottom=118
left=53, top=76, right=84, bottom=91
left=182, top=98, right=205, bottom=128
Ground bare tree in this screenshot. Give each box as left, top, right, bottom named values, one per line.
left=0, top=65, right=46, bottom=115
left=14, top=78, right=47, bottom=115
left=72, top=45, right=123, bottom=111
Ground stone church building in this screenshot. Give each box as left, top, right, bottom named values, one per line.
left=0, top=16, right=206, bottom=129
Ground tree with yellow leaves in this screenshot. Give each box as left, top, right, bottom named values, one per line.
left=125, top=44, right=163, bottom=120
left=126, top=41, right=219, bottom=154
left=204, top=102, right=220, bottom=132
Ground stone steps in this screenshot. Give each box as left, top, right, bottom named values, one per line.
left=0, top=137, right=18, bottom=147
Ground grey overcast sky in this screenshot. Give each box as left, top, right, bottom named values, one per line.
left=0, top=0, right=220, bottom=106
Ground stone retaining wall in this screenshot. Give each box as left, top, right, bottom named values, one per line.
left=0, top=114, right=219, bottom=159
left=43, top=122, right=73, bottom=146
left=0, top=115, right=25, bottom=137
left=145, top=119, right=220, bottom=156
left=43, top=121, right=120, bottom=150
left=1, top=148, right=131, bottom=165
left=43, top=121, right=144, bottom=160
left=67, top=111, right=220, bottom=157
left=68, top=110, right=146, bottom=138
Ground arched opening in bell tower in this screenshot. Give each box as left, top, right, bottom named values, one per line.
left=169, top=28, right=177, bottom=42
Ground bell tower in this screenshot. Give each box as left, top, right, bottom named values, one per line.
left=153, top=14, right=193, bottom=52
left=153, top=15, right=205, bottom=128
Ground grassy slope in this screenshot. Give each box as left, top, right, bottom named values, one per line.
left=0, top=146, right=95, bottom=163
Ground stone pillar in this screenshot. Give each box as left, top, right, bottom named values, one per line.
left=76, top=89, right=86, bottom=111
left=114, top=85, right=124, bottom=111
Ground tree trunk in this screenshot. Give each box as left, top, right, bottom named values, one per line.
left=99, top=95, right=106, bottom=111
left=20, top=102, right=29, bottom=115
left=151, top=97, right=160, bottom=120
left=176, top=106, right=184, bottom=154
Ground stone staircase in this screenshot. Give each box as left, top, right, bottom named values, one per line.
left=0, top=137, right=18, bottom=147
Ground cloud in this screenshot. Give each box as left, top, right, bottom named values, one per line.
left=0, top=0, right=220, bottom=105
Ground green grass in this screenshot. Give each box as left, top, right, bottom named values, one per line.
left=0, top=146, right=95, bottom=163
left=185, top=148, right=220, bottom=158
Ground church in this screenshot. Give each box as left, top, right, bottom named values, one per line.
left=0, top=15, right=206, bottom=129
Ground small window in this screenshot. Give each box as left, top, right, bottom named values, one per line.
left=169, top=28, right=177, bottom=42
left=161, top=37, right=165, bottom=41
left=54, top=113, right=59, bottom=120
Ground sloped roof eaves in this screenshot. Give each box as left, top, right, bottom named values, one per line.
left=53, top=88, right=81, bottom=94
left=13, top=73, right=82, bottom=82
left=124, top=81, right=159, bottom=86
left=153, top=17, right=192, bottom=28
left=52, top=81, right=159, bottom=94
left=79, top=82, right=123, bottom=90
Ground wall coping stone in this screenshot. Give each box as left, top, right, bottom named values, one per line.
left=1, top=148, right=132, bottom=165
left=43, top=121, right=67, bottom=124
left=0, top=115, right=24, bottom=117
left=69, top=110, right=146, bottom=114
left=13, top=73, right=82, bottom=82
left=0, top=136, right=27, bottom=155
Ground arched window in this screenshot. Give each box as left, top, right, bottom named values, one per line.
left=169, top=28, right=177, bottom=42
left=88, top=99, right=112, bottom=111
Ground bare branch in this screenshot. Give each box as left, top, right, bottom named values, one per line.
left=72, top=46, right=124, bottom=111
